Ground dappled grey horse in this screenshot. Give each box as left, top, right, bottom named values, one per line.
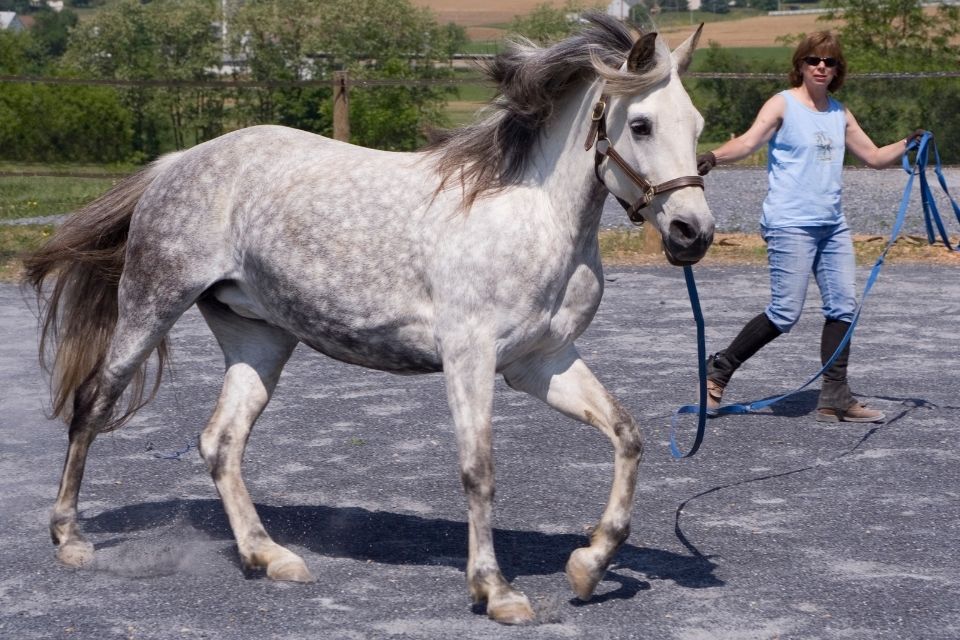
left=26, top=15, right=713, bottom=624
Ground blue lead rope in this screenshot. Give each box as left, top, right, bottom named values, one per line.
left=671, top=265, right=709, bottom=458
left=670, top=131, right=952, bottom=459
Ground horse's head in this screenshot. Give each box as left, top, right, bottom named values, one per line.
left=591, top=26, right=714, bottom=266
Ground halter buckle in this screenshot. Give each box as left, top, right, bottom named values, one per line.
left=627, top=207, right=645, bottom=225
left=591, top=99, right=606, bottom=121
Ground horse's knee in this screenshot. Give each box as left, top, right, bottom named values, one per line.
left=609, top=400, right=643, bottom=459
left=460, top=458, right=495, bottom=501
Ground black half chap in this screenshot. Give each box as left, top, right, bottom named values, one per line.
left=817, top=318, right=855, bottom=410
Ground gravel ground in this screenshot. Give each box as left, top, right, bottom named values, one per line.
left=3, top=266, right=960, bottom=639
left=601, top=166, right=960, bottom=235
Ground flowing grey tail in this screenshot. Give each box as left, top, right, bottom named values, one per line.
left=21, top=164, right=168, bottom=429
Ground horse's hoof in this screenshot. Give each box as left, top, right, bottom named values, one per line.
left=267, top=557, right=314, bottom=583
left=56, top=539, right=95, bottom=568
left=566, top=547, right=605, bottom=600
left=487, top=594, right=535, bottom=625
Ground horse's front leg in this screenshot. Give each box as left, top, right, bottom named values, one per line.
left=503, top=345, right=643, bottom=600
left=442, top=342, right=535, bottom=625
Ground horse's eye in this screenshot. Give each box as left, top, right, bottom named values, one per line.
left=629, top=118, right=652, bottom=137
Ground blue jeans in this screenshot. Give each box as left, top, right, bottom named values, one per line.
left=761, top=224, right=857, bottom=333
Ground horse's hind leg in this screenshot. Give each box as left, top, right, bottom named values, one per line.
left=51, top=293, right=199, bottom=567
left=195, top=299, right=307, bottom=582
left=503, top=345, right=643, bottom=601
left=442, top=342, right=535, bottom=625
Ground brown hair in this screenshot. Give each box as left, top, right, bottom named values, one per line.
left=788, top=31, right=846, bottom=93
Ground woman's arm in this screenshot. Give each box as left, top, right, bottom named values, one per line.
left=844, top=108, right=912, bottom=169
left=709, top=94, right=786, bottom=164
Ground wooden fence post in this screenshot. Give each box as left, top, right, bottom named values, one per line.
left=333, top=71, right=349, bottom=142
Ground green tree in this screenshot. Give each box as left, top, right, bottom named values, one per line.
left=0, top=29, right=29, bottom=74
left=0, top=0, right=31, bottom=12
left=442, top=21, right=468, bottom=65
left=822, top=0, right=960, bottom=70
left=820, top=0, right=960, bottom=159
left=689, top=43, right=781, bottom=143
left=63, top=0, right=224, bottom=157
left=29, top=8, right=79, bottom=62
left=227, top=0, right=328, bottom=129
left=509, top=1, right=599, bottom=44
left=230, top=0, right=455, bottom=149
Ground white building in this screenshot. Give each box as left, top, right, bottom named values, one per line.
left=606, top=0, right=702, bottom=18
left=0, top=11, right=26, bottom=32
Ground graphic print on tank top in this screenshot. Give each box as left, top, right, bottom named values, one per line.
left=814, top=130, right=833, bottom=162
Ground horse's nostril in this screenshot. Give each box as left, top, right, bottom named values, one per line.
left=669, top=219, right=696, bottom=245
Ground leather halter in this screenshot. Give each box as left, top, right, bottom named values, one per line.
left=584, top=94, right=704, bottom=225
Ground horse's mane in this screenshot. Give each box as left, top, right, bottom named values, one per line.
left=425, top=12, right=672, bottom=208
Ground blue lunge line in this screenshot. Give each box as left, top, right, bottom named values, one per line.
left=670, top=265, right=709, bottom=458
left=670, top=131, right=949, bottom=459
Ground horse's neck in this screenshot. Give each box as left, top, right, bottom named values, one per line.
left=531, top=84, right=608, bottom=233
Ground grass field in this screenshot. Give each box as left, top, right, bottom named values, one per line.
left=0, top=174, right=120, bottom=221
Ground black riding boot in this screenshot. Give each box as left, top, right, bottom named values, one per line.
left=706, top=312, right=782, bottom=390
left=817, top=318, right=856, bottom=410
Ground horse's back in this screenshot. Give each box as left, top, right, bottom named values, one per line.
left=123, top=125, right=446, bottom=372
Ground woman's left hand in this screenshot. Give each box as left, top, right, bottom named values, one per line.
left=907, top=129, right=928, bottom=146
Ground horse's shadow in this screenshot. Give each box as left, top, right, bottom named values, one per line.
left=83, top=499, right=722, bottom=595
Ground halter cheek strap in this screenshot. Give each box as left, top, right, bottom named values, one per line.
left=585, top=94, right=705, bottom=225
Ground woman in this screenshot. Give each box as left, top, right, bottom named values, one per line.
left=696, top=32, right=923, bottom=422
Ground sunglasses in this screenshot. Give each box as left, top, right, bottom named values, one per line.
left=803, top=56, right=838, bottom=68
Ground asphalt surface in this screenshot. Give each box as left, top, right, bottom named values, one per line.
left=1, top=261, right=958, bottom=640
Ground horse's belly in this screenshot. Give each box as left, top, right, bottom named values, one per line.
left=299, top=329, right=442, bottom=374
left=212, top=282, right=441, bottom=374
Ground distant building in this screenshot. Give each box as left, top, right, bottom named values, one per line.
left=606, top=0, right=701, bottom=18
left=0, top=11, right=26, bottom=32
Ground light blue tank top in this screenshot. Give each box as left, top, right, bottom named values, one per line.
left=761, top=89, right=846, bottom=228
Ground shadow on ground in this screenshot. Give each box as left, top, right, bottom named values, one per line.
left=83, top=499, right=723, bottom=591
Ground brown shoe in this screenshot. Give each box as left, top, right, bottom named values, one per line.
left=706, top=379, right=725, bottom=415
left=815, top=402, right=885, bottom=423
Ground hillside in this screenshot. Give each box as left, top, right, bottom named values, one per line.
left=409, top=0, right=843, bottom=45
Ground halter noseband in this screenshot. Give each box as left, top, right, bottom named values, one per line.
left=584, top=95, right=704, bottom=225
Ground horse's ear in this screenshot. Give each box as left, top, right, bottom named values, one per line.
left=671, top=23, right=704, bottom=75
left=627, top=32, right=660, bottom=74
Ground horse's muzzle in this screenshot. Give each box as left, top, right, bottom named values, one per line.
left=662, top=213, right=715, bottom=266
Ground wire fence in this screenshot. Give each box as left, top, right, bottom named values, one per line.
left=3, top=70, right=960, bottom=89
left=2, top=69, right=958, bottom=176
